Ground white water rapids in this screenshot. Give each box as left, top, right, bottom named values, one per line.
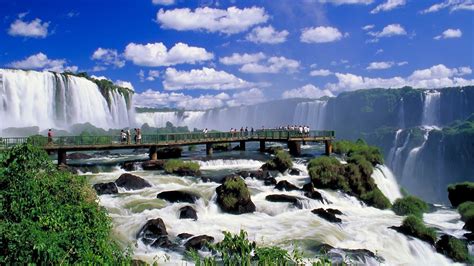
left=86, top=158, right=465, bottom=265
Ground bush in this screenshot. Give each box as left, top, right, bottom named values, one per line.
left=361, top=187, right=392, bottom=209
left=458, top=201, right=474, bottom=231
left=333, top=140, right=384, bottom=166
left=435, top=235, right=470, bottom=263
left=392, top=196, right=429, bottom=217
left=0, top=144, right=129, bottom=264
left=263, top=150, right=293, bottom=173
left=400, top=215, right=437, bottom=244
left=164, top=159, right=200, bottom=174
left=307, top=157, right=346, bottom=190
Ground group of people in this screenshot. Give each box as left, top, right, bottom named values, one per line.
left=121, top=128, right=142, bottom=144
left=276, top=125, right=311, bottom=135
left=226, top=125, right=311, bottom=137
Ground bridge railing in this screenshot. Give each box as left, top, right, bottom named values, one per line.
left=0, top=130, right=335, bottom=149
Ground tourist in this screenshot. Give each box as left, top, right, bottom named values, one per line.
left=120, top=130, right=126, bottom=143
left=134, top=128, right=138, bottom=144
left=251, top=127, right=254, bottom=136
left=137, top=128, right=142, bottom=144
left=47, top=129, right=53, bottom=145
left=126, top=129, right=131, bottom=144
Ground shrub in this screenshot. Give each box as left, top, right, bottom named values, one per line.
left=333, top=140, right=384, bottom=166
left=361, top=187, right=392, bottom=209
left=0, top=144, right=130, bottom=264
left=457, top=201, right=474, bottom=231
left=164, top=159, right=200, bottom=173
left=392, top=196, right=429, bottom=217
left=263, top=150, right=293, bottom=172
left=435, top=235, right=470, bottom=263
left=400, top=215, right=437, bottom=244
left=307, top=157, right=345, bottom=189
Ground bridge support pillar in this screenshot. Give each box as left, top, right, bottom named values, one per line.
left=288, top=141, right=301, bottom=157
left=239, top=141, right=246, bottom=151
left=58, top=149, right=67, bottom=165
left=259, top=141, right=265, bottom=152
left=324, top=140, right=333, bottom=156
left=206, top=143, right=213, bottom=156
left=149, top=146, right=158, bottom=161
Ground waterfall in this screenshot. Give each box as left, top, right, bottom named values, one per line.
left=390, top=131, right=411, bottom=176
left=398, top=98, right=405, bottom=128
left=293, top=101, right=327, bottom=130
left=421, top=91, right=441, bottom=126
left=386, top=129, right=402, bottom=168
left=371, top=165, right=402, bottom=203
left=401, top=128, right=431, bottom=184
left=0, top=69, right=133, bottom=132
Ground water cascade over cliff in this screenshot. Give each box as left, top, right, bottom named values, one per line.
left=0, top=69, right=134, bottom=131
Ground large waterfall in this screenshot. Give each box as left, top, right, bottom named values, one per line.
left=421, top=91, right=441, bottom=127
left=293, top=101, right=327, bottom=130
left=0, top=69, right=134, bottom=132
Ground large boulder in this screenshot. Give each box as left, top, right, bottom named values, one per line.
left=265, top=194, right=304, bottom=208
left=177, top=233, right=194, bottom=240
left=302, top=183, right=324, bottom=202
left=289, top=168, right=301, bottom=176
left=312, top=208, right=342, bottom=223
left=264, top=177, right=277, bottom=186
left=142, top=160, right=165, bottom=170
left=157, top=146, right=182, bottom=159
left=435, top=234, right=469, bottom=263
left=115, top=173, right=151, bottom=190
left=184, top=235, right=215, bottom=251
left=136, top=218, right=168, bottom=245
left=121, top=161, right=139, bottom=171
left=275, top=180, right=300, bottom=191
left=261, top=150, right=293, bottom=173
left=66, top=152, right=92, bottom=160
left=448, top=182, right=474, bottom=207
left=157, top=190, right=200, bottom=203
left=164, top=159, right=201, bottom=177
left=93, top=182, right=118, bottom=195
left=216, top=175, right=256, bottom=214
left=179, top=206, right=198, bottom=220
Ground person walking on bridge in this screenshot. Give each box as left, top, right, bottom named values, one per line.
left=120, top=130, right=126, bottom=144
left=126, top=129, right=131, bottom=144
left=47, top=129, right=53, bottom=145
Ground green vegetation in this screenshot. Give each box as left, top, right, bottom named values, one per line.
left=458, top=201, right=474, bottom=231
left=392, top=196, right=429, bottom=218
left=447, top=182, right=474, bottom=207
left=0, top=144, right=130, bottom=264
left=220, top=177, right=250, bottom=209
left=164, top=159, right=200, bottom=174
left=435, top=235, right=470, bottom=263
left=308, top=140, right=391, bottom=209
left=400, top=215, right=437, bottom=244
left=264, top=150, right=293, bottom=172
left=187, top=230, right=304, bottom=265
left=212, top=143, right=231, bottom=151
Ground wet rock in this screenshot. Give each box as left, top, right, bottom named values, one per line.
left=66, top=152, right=92, bottom=160
left=464, top=232, right=474, bottom=243
left=326, top=208, right=343, bottom=215
left=289, top=168, right=301, bottom=176
left=115, top=173, right=151, bottom=190
left=184, top=235, right=215, bottom=251
left=156, top=146, right=182, bottom=159
left=157, top=190, right=200, bottom=203
left=275, top=180, right=300, bottom=191
left=179, top=206, right=198, bottom=220
left=302, top=182, right=315, bottom=192
left=121, top=161, right=138, bottom=171
left=435, top=234, right=469, bottom=263
left=302, top=183, right=324, bottom=202
left=265, top=194, right=304, bottom=208
left=447, top=182, right=474, bottom=207
left=151, top=236, right=176, bottom=249
left=93, top=182, right=118, bottom=195
left=312, top=208, right=342, bottom=223
left=312, top=244, right=384, bottom=264
left=264, top=177, right=277, bottom=186
left=142, top=160, right=165, bottom=170
left=237, top=170, right=270, bottom=180
left=200, top=176, right=213, bottom=183
left=137, top=218, right=168, bottom=245
left=216, top=175, right=256, bottom=214
left=172, top=168, right=201, bottom=177
left=177, top=233, right=194, bottom=239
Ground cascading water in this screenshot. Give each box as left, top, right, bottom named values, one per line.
left=0, top=69, right=133, bottom=132
left=371, top=165, right=402, bottom=203
left=422, top=91, right=441, bottom=127
left=293, top=101, right=327, bottom=130
left=401, top=128, right=431, bottom=186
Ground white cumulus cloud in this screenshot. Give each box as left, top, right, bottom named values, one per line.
left=163, top=67, right=254, bottom=90
left=152, top=0, right=175, bottom=5
left=318, top=0, right=374, bottom=5
left=124, top=42, right=213, bottom=67
left=434, top=28, right=462, bottom=40
left=310, top=69, right=333, bottom=76
left=114, top=80, right=134, bottom=91
left=421, top=0, right=474, bottom=13
left=300, top=26, right=344, bottom=43
left=246, top=25, right=289, bottom=44
left=219, top=52, right=266, bottom=65
left=8, top=52, right=77, bottom=72
left=8, top=17, right=49, bottom=38
left=156, top=7, right=269, bottom=34
left=366, top=61, right=395, bottom=70
left=227, top=88, right=266, bottom=107
left=92, top=48, right=125, bottom=68
left=371, top=0, right=406, bottom=13
left=282, top=84, right=334, bottom=99
left=239, top=56, right=300, bottom=74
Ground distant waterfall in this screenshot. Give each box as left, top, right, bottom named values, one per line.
left=293, top=101, right=327, bottom=130
left=398, top=98, right=405, bottom=128
left=421, top=91, right=441, bottom=126
left=401, top=129, right=431, bottom=183
left=0, top=69, right=133, bottom=131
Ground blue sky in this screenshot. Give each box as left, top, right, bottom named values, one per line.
left=1, top=0, right=473, bottom=110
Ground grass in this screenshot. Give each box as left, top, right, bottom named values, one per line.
left=163, top=159, right=200, bottom=174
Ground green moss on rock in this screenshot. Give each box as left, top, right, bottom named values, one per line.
left=216, top=175, right=255, bottom=214
left=458, top=201, right=474, bottom=231
left=392, top=196, right=429, bottom=218
left=164, top=159, right=200, bottom=176
left=394, top=215, right=437, bottom=244
left=262, top=150, right=293, bottom=173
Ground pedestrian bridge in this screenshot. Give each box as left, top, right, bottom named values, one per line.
left=0, top=130, right=335, bottom=165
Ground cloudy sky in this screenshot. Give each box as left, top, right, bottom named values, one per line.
left=1, top=0, right=473, bottom=110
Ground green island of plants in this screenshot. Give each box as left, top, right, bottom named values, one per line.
left=0, top=143, right=130, bottom=264
left=307, top=140, right=390, bottom=209
left=164, top=159, right=200, bottom=175
left=263, top=150, right=293, bottom=173
left=398, top=215, right=437, bottom=244
left=457, top=201, right=474, bottom=231
left=392, top=195, right=429, bottom=218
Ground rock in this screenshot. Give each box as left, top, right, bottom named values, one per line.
left=213, top=143, right=231, bottom=151
left=216, top=175, right=256, bottom=214
left=312, top=208, right=342, bottom=223
left=115, top=173, right=151, bottom=190
left=200, top=176, right=213, bottom=183
left=326, top=208, right=343, bottom=215
left=151, top=236, right=176, bottom=249
left=179, top=206, right=198, bottom=220
left=464, top=232, right=474, bottom=243
left=93, top=182, right=118, bottom=195
left=66, top=152, right=92, bottom=160
left=157, top=190, right=200, bottom=203
left=302, top=183, right=315, bottom=192
left=184, top=235, right=215, bottom=251
left=289, top=168, right=301, bottom=176
left=177, top=233, right=194, bottom=239
left=275, top=180, right=300, bottom=191
left=435, top=234, right=469, bottom=263
left=265, top=194, right=303, bottom=208
left=302, top=183, right=324, bottom=201
left=156, top=146, right=182, bottom=159
left=173, top=168, right=201, bottom=177
left=142, top=160, right=165, bottom=170
left=121, top=161, right=138, bottom=171
left=312, top=244, right=383, bottom=264
left=264, top=177, right=277, bottom=186
left=137, top=218, right=168, bottom=245
left=447, top=182, right=474, bottom=207
left=261, top=150, right=293, bottom=173
left=237, top=170, right=270, bottom=180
